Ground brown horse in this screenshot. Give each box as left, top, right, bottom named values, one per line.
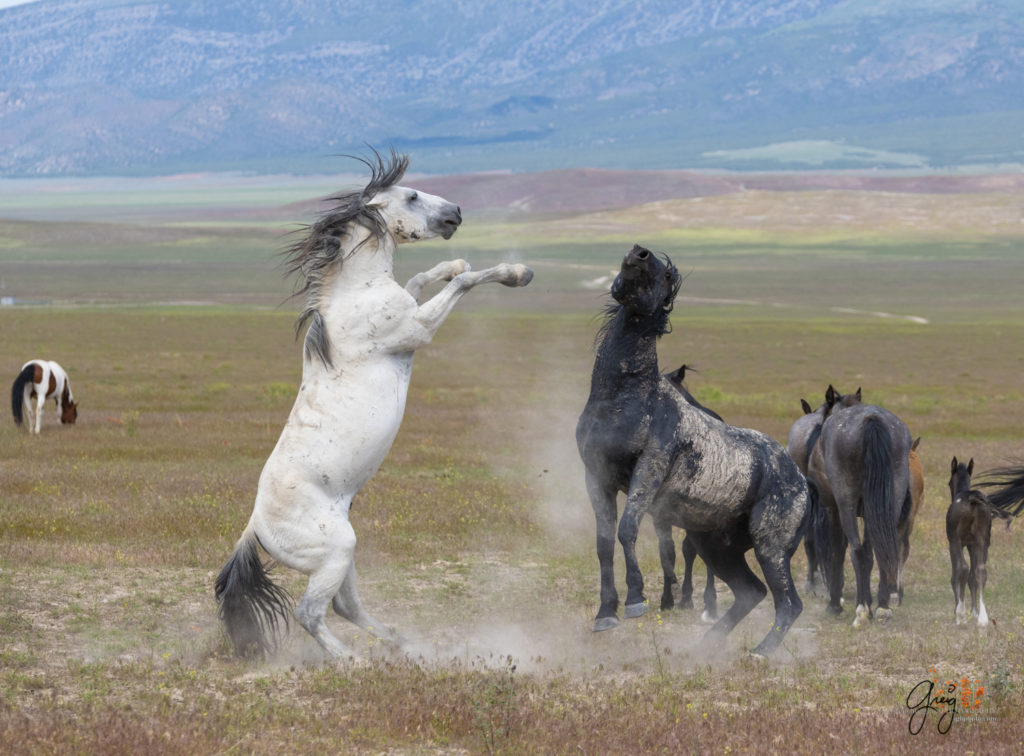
left=894, top=437, right=924, bottom=605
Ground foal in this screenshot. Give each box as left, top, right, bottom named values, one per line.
left=946, top=457, right=1012, bottom=626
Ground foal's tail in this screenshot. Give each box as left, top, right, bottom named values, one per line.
left=214, top=527, right=292, bottom=659
left=980, top=464, right=1024, bottom=519
left=861, top=417, right=900, bottom=582
left=10, top=364, right=34, bottom=425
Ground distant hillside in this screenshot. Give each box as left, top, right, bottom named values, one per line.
left=291, top=169, right=1024, bottom=220
left=1, top=0, right=1022, bottom=176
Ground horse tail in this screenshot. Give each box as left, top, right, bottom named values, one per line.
left=861, top=417, right=900, bottom=582
left=11, top=364, right=35, bottom=425
left=980, top=464, right=1024, bottom=519
left=214, top=527, right=292, bottom=659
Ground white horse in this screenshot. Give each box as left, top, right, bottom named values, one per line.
left=215, top=151, right=533, bottom=659
left=11, top=359, right=78, bottom=433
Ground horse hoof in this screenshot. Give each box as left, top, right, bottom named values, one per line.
left=876, top=608, right=893, bottom=625
left=700, top=610, right=717, bottom=624
left=826, top=604, right=843, bottom=617
left=502, top=264, right=534, bottom=287
left=748, top=650, right=769, bottom=662
left=624, top=601, right=648, bottom=619
left=593, top=616, right=619, bottom=633
left=852, top=604, right=871, bottom=628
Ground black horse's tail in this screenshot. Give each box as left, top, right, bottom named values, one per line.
left=980, top=464, right=1024, bottom=519
left=214, top=528, right=292, bottom=659
left=11, top=364, right=34, bottom=425
left=861, top=417, right=900, bottom=583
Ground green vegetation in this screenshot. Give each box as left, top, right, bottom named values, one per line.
left=2, top=184, right=1024, bottom=752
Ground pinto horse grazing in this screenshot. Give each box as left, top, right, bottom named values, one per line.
left=946, top=457, right=1014, bottom=626
left=788, top=386, right=861, bottom=593
left=808, top=393, right=912, bottom=627
left=215, top=150, right=533, bottom=659
left=576, top=245, right=808, bottom=657
left=11, top=359, right=78, bottom=433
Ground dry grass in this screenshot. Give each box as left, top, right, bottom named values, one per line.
left=3, top=186, right=1024, bottom=753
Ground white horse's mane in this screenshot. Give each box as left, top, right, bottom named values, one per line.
left=282, top=149, right=410, bottom=367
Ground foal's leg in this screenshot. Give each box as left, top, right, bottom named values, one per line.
left=654, top=517, right=677, bottom=612
left=967, top=538, right=990, bottom=627
left=949, top=540, right=968, bottom=624
left=404, top=259, right=470, bottom=300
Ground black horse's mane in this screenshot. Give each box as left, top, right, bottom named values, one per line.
left=282, top=148, right=410, bottom=367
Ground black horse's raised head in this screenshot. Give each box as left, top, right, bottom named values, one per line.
left=611, top=245, right=681, bottom=317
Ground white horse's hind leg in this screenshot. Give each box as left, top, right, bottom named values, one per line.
left=294, top=528, right=358, bottom=659
left=332, top=565, right=402, bottom=645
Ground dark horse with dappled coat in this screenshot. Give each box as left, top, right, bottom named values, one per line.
left=576, top=244, right=809, bottom=657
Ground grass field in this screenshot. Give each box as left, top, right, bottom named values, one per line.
left=2, top=177, right=1024, bottom=753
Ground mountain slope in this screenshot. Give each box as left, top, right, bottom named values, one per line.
left=1, top=0, right=1021, bottom=176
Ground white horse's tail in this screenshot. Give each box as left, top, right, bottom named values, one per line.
left=11, top=364, right=35, bottom=425
left=214, top=527, right=292, bottom=658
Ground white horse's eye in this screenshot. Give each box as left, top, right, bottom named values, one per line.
left=408, top=191, right=418, bottom=203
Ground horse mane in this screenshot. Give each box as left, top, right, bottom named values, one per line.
left=282, top=148, right=410, bottom=367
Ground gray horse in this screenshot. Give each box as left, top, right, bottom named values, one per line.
left=808, top=397, right=912, bottom=626
left=787, top=387, right=860, bottom=593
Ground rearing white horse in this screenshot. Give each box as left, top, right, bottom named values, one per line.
left=215, top=151, right=533, bottom=658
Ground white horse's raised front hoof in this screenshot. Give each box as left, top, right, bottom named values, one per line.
left=448, top=259, right=471, bottom=278
left=501, top=264, right=533, bottom=287
left=593, top=616, right=619, bottom=632
left=875, top=607, right=893, bottom=625
left=624, top=601, right=648, bottom=619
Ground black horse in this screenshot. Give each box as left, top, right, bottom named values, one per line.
left=576, top=244, right=809, bottom=657
left=807, top=392, right=912, bottom=626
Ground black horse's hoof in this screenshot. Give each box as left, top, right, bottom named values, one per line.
left=593, top=616, right=619, bottom=632
left=624, top=601, right=648, bottom=619
left=826, top=604, right=843, bottom=617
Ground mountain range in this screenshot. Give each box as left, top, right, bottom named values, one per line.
left=1, top=0, right=1022, bottom=176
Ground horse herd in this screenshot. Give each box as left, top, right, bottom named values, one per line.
left=10, top=150, right=1024, bottom=661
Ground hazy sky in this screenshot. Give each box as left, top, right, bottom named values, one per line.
left=0, top=0, right=38, bottom=8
